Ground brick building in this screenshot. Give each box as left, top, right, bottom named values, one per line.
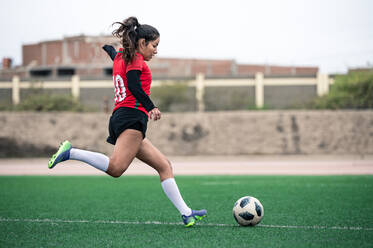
left=0, top=35, right=318, bottom=80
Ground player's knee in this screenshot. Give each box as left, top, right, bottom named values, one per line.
left=109, top=169, right=124, bottom=178
left=161, top=159, right=173, bottom=176
left=166, top=159, right=173, bottom=173
left=108, top=158, right=128, bottom=178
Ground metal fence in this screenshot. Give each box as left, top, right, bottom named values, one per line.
left=0, top=73, right=334, bottom=111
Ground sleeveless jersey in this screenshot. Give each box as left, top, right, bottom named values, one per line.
left=112, top=48, right=152, bottom=115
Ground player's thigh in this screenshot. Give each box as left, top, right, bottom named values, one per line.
left=110, top=129, right=143, bottom=170
left=136, top=138, right=173, bottom=177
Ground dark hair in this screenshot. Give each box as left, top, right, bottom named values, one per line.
left=112, top=17, right=160, bottom=63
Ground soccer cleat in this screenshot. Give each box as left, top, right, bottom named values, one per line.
left=182, top=209, right=207, bottom=227
left=48, top=140, right=72, bottom=169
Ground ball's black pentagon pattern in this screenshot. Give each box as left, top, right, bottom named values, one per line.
left=239, top=211, right=254, bottom=221
left=255, top=201, right=262, bottom=217
left=240, top=197, right=250, bottom=208
left=233, top=196, right=263, bottom=226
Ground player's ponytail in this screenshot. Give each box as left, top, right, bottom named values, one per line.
left=112, top=17, right=159, bottom=63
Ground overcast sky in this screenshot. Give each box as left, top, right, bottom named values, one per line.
left=1, top=0, right=372, bottom=73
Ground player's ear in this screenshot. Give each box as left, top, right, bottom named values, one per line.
left=138, top=38, right=146, bottom=50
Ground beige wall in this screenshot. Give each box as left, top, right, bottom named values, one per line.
left=1, top=111, right=372, bottom=157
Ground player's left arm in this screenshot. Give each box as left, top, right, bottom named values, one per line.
left=126, top=70, right=156, bottom=112
left=126, top=70, right=161, bottom=121
left=102, top=45, right=117, bottom=61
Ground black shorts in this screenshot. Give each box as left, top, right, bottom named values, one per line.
left=106, top=107, right=148, bottom=145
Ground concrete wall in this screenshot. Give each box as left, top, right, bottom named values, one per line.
left=0, top=111, right=372, bottom=157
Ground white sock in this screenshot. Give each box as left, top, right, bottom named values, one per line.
left=161, top=178, right=192, bottom=216
left=69, top=148, right=109, bottom=172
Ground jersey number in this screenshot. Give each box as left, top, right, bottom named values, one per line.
left=114, top=74, right=126, bottom=102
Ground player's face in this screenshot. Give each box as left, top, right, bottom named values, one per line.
left=140, top=37, right=160, bottom=61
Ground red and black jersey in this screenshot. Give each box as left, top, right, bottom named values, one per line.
left=112, top=48, right=153, bottom=115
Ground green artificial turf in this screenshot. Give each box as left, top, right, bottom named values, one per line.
left=0, top=175, right=372, bottom=247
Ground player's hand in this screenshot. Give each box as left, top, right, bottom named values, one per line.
left=149, top=107, right=161, bottom=121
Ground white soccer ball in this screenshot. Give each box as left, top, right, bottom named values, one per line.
left=233, top=196, right=264, bottom=226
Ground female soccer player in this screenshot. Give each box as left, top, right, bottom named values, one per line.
left=48, top=16, right=206, bottom=227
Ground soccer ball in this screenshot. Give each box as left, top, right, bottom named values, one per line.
left=233, top=196, right=264, bottom=226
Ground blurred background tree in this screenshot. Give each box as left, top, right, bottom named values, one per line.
left=312, top=71, right=373, bottom=109
left=150, top=82, right=193, bottom=112
left=14, top=94, right=84, bottom=112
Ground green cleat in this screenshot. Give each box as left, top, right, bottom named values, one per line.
left=48, top=140, right=72, bottom=169
left=182, top=209, right=207, bottom=227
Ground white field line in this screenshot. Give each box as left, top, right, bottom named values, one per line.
left=0, top=217, right=372, bottom=231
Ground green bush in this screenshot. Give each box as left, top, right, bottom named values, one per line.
left=14, top=94, right=85, bottom=112
left=312, top=71, right=373, bottom=109
left=150, top=82, right=190, bottom=112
